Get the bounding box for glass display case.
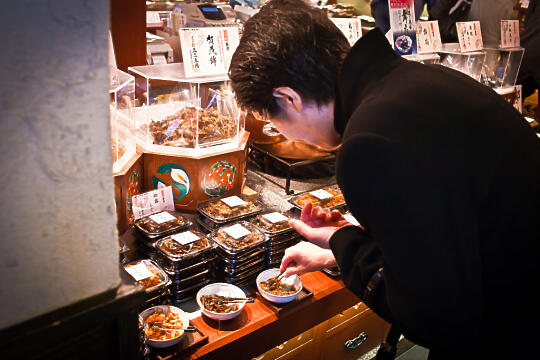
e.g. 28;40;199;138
437;43;486;82
480;46;524;90
110;69;136;173
128;63;245;156
403;53;441;65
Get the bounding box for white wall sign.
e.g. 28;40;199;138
179;26;240;78
501;20;520;48
416;20;442;53
132;186;175;220
330;18;362;46
456;21;483;52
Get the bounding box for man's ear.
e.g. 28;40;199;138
272;87;303;113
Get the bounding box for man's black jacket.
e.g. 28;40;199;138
329;29;539;358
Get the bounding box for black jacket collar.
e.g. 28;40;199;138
334;28;404;135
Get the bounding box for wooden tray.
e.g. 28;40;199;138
147;322;208;360
255;286;314;314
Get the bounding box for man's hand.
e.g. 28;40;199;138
279;241;337;277
289;202;353;249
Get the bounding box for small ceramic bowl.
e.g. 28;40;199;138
196;282;246;321
139;305;189;348
256;268;302;304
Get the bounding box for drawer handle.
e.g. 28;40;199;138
344;332;368;350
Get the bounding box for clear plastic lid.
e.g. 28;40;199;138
290;184;346;210
198;195;262;223
134;211;189;237
155;230;212;261
123;259;170;293
211;221;265;253
252;211;294;236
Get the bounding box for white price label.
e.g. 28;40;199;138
224;224;251;239
146;11;162;24
456;21;483;52
330;18;362;46
310;189;334;200
132;187;175;220
172;231;200;245
125;263;154;281
501;20;520;48
179;27;240;78
221;196;247;208
344;214;360;226
149;211;176;224
263;212;288;224
416;21;442;53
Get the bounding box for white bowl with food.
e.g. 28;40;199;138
256;268;302;304
139;305;189;348
196;282;247;321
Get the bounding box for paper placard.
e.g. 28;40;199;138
263;212;288;224
416;20;442;53
310;189;334;200
221;196;247;208
456;21;483;52
344;214;360;226
330;18;362;46
389;0;417;55
172;231;200;246
125;263;154;281
513;85;522;114
501;20;520;48
146;11;162;24
224;224;251;239
149;211;176;224
151;54;167;65
132;187;175;220
179;27;240;78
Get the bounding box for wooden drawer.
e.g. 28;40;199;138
253;327;317;360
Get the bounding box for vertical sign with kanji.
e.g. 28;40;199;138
330;18;362;46
131;186;175;220
388;0;417;55
416;20;442;54
501;20;520;48
456;21;483;52
179;26;240;78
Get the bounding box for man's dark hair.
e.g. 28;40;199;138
229;0;350;116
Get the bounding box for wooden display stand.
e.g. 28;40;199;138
114;152;144;234
142;132;250;212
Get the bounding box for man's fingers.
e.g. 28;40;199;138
283;265;302;278
300;202;313;222
280;255;294;274
289;219;315;240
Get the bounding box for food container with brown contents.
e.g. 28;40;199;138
168;278;212;304
198;195;263;230
288;184;346;211
123;259;171;300
223;262;266;286
211;221;266;255
164;257;214;280
154;230;215;273
169;268;212;291
251;211;296;238
134;211;190;240
217;247;267;268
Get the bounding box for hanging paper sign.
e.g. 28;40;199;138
330;18;362;46
456;21;483;52
388;0;417;55
146;11;162;24
416;20;442;53
132;186;175;220
179;26;240;78
501;20;520;48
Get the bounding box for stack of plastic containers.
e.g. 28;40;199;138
123;259;171;306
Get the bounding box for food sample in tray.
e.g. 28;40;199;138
200;295;240;313
135;211;187;236
253;212;293;234
213;221;265;251
156;231;210;258
144;309;184;341
292;185;345;209
149;106;236;147
199;195;261;222
124;259;169;292
260;276;298;296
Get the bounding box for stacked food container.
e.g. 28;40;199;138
289;184;347;211
251;211;300;268
123;259;171;306
197;194;263;231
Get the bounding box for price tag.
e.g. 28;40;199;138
132;187;175;220
310;189;334;200
146;11;162;24
179;26;240;78
343;214;360;226
456;21;483;52
263;212;288;224
389;0;417;55
330;18;362;46
224;224;251;239
151;54;167;65
125;263;154;281
221;196;247;207
149;211;176;224
172;231;200;246
501;20;520;48
416;20;442;53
